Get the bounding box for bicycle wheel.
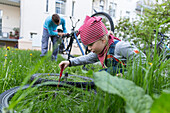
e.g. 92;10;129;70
0;82;96;112
91;12;114;33
30;73;95;88
0;84;30;112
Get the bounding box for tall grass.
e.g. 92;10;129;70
0;43;169;113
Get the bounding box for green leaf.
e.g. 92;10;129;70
22;102;34;113
81;69;88;74
151;93;170;113
94;71;153;113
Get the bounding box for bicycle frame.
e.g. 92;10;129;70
73;32;85;55
155;30;170;51
150;30;170;64
64;31;85;60
63;16;86;60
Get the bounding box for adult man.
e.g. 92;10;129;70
40;14;67;61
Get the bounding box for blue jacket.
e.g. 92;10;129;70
43;16;67;36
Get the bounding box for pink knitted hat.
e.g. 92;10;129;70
78;16;108;45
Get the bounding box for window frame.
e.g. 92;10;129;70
109;2;117;18
46;0;49;12
0;10;2;36
55;0;66;15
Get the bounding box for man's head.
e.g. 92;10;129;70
52;14;60;25
78;16;108;46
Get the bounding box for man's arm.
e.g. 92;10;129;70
61;17;67;33
47;24;58;36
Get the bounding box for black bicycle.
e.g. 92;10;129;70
0;73;95;112
144;30;170;62
154;30;169;60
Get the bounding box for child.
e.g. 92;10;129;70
59;16;146;75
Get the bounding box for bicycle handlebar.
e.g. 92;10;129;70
69;16;80;31
62;31;79;38
154;30;169;38
62;33;70;38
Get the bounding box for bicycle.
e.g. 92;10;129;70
141;30;169;78
154;30;169;60
144;30;170;62
0;73;95;112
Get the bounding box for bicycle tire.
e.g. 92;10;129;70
0;84;30;112
91;12;114;33
30;73;95;88
0;81;96;112
0;74;95;112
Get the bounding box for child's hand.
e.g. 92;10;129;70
59;61;70;69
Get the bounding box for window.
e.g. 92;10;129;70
0;10;2;36
99;0;104;11
8;0;20;3
56;0;66;15
109;2;117;17
136;1;142;11
125;11;130;18
72;1;75;16
46;0;49;12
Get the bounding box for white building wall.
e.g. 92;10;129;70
19;0;92;48
114;0;137;20
1;0;162;50
105;0;138;25
92;0;138;27
62;0;92;33
3;0;139;49
73;0;92;27
20;0;56;47
0;4;20;34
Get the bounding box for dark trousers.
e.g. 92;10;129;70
41;29;59;59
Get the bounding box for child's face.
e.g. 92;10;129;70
87;38;106;54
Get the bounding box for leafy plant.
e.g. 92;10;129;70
94;71;153;113
114;0;170;48
151;92;170;113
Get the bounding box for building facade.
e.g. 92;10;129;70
0;0;143;50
